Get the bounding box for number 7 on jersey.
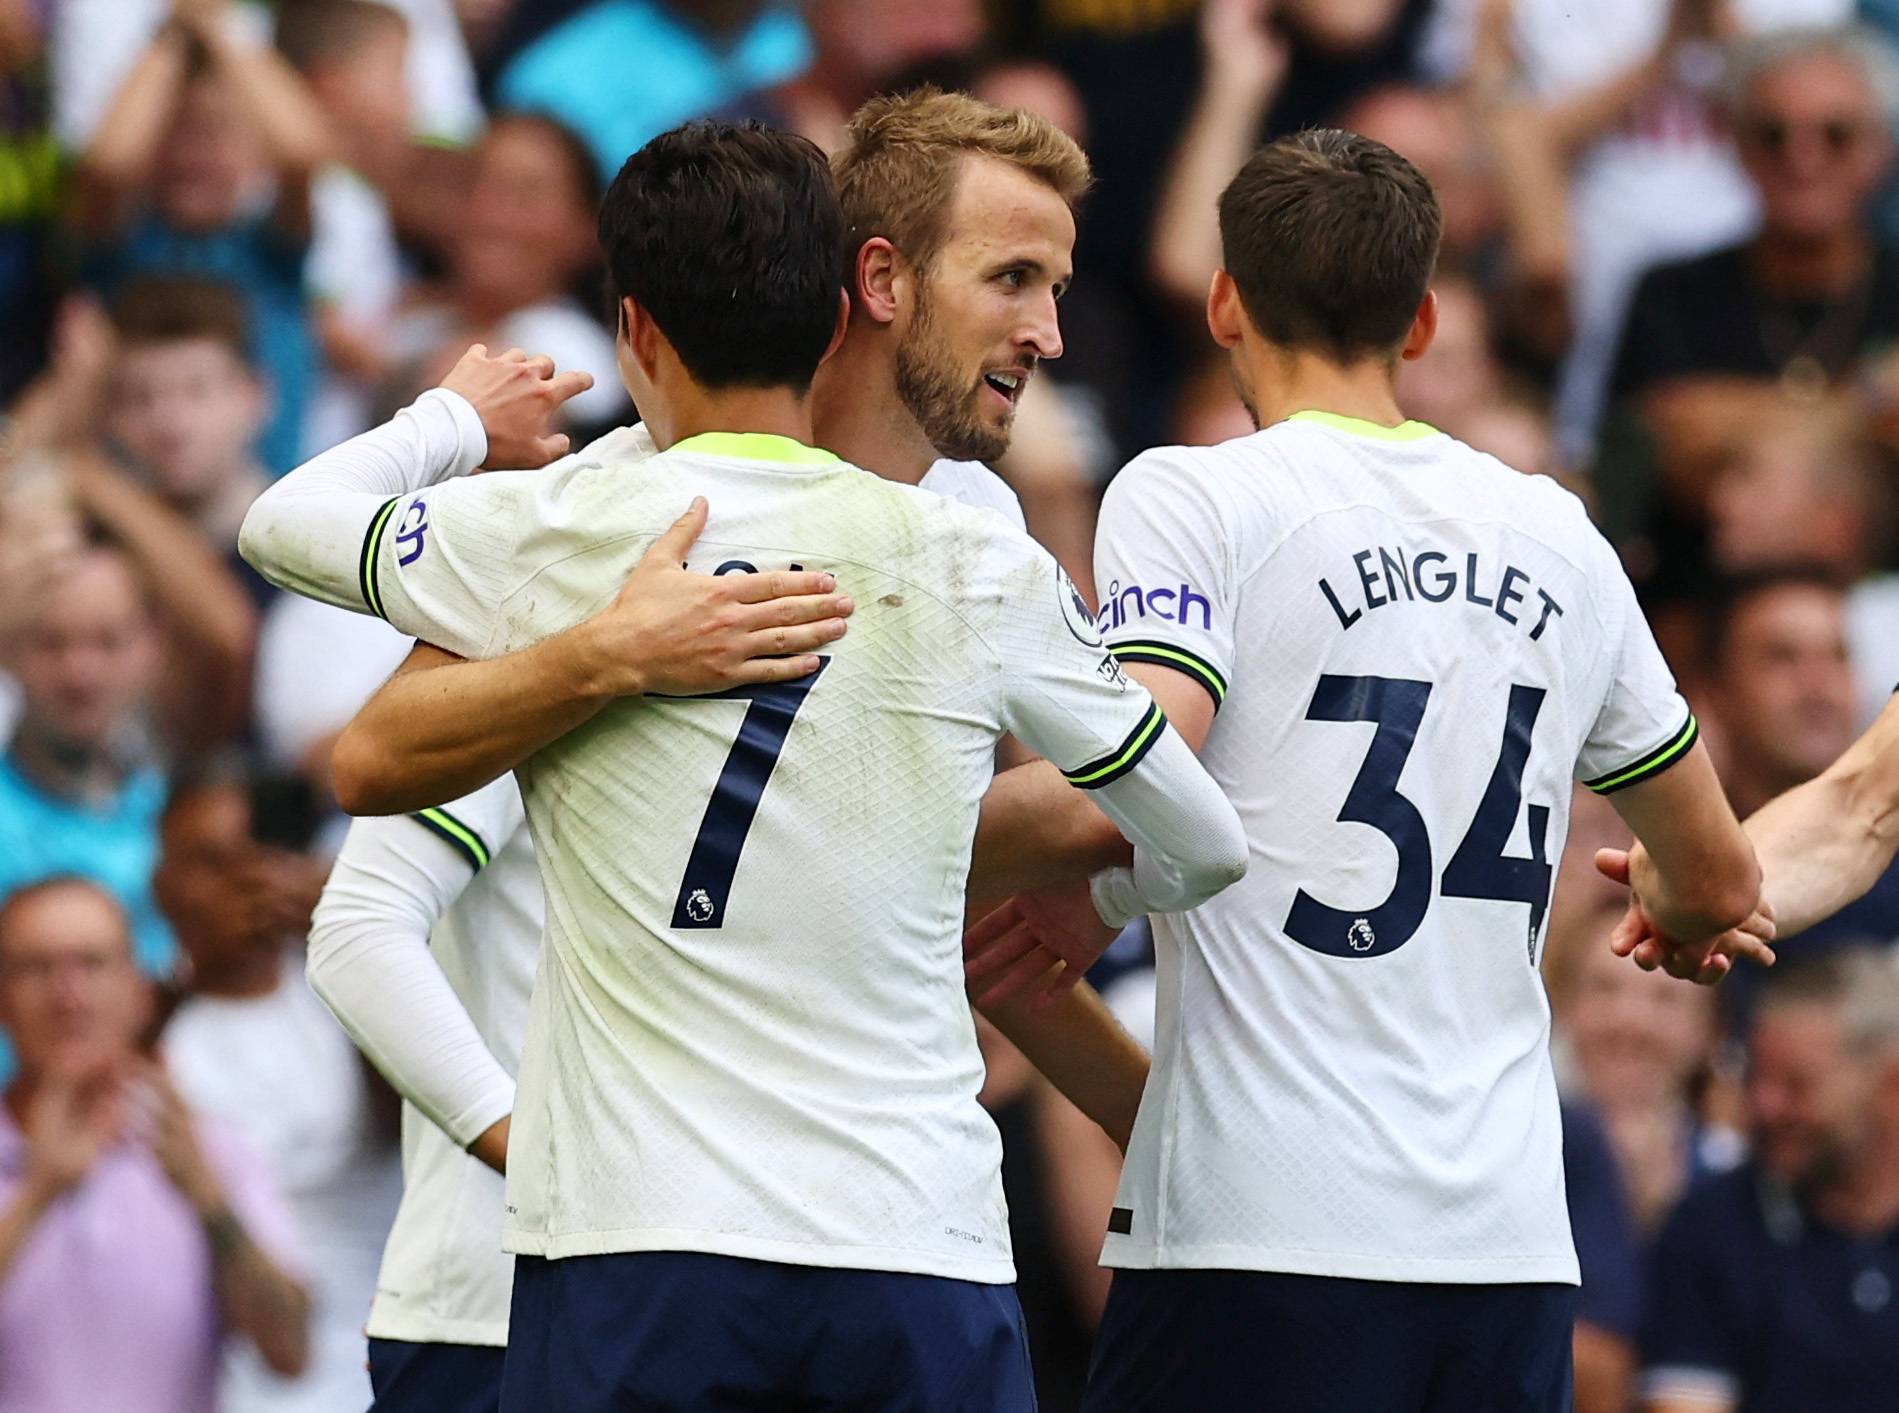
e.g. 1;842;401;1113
672;658;831;930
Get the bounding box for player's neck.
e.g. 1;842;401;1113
645;385;820;455
1245;347;1410;434
811;335;936;484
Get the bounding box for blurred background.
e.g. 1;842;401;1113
3;2;1899;1410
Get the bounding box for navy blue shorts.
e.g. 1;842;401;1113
1083;1269;1575;1413
501;1250;1037;1411
368;1337;505;1413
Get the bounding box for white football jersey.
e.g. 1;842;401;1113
353;457;1029;1342
359;430;1168;1282
358;781;539;1346
1093;410;1696;1284
921;458;1025;530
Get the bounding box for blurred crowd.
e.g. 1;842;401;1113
2;1;1899;1410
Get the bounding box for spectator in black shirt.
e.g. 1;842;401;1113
1611;26;1899;406
1598;27;1899;573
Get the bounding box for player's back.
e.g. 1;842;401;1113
381;431;1137;1284
1095;412;1695;1283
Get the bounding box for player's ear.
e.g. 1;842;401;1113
1398;289;1439;363
853;237;902;326
818;288;850;369
620;296;661;381
1206;269;1245;351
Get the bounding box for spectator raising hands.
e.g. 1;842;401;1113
72;0;335;473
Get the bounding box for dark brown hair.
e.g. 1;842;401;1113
1217;129;1442;363
600;121;844;392
108;275;251;364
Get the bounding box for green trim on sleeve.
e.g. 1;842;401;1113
1584;713;1700;795
410;807;491;871
1063;703;1168;790
1108;642;1227;710
359;497;401;621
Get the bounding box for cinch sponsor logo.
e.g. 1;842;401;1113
1096;579;1211;633
395;499;429;566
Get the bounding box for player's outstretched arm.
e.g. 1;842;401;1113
328;499;852;815
1730;691;1899;938
307;798;519;1171
1601;692;1899;976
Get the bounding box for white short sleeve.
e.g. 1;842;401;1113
921;459;1026;531
1092;449;1238;713
366;471;549;659
405;781;527;877
989;538;1161;789
1575;534;1698;795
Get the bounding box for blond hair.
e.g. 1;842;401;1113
832;87;1091;274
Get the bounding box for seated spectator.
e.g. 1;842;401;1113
1704;400;1889;580
1391;270;1564;476
0;876;308;1412
156;769;400;1413
1458;392;1562;479
1148;0;1290;317
1148;1;1439;317
1441;0;1855;457
104;276;271;582
1612;26;1898;409
0;547;172;976
1601;23;1899;558
382;112;629;432
1641;950;1899;1413
1702;569;1899;956
72;0;332;473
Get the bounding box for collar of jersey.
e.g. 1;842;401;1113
668;431;840;465
1286;409;1440;442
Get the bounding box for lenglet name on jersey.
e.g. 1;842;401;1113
1318;544;1565;641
